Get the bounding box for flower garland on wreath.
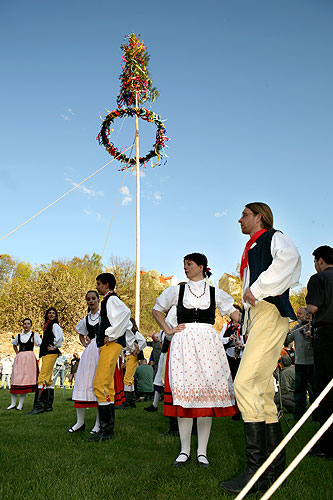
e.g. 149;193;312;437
98;33;168;169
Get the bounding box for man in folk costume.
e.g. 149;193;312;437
221;202;301;494
89;272;132;442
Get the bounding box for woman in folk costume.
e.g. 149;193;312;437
28;307;63;414
7;318;42;411
152;253;241;468
67;290;100;433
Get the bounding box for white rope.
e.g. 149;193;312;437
260;412;333;500
0;144;134;242
234;378;333;500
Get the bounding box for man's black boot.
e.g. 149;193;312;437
266;422;286;484
44;388;54;412
27;388;45;415
221;421;268;494
88;404;114;442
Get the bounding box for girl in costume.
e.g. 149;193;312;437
7;318;42;411
28;307;63;414
68;290;100;433
152;253;241;468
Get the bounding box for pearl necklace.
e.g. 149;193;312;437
187;281;207;298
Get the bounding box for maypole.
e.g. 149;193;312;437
97;33;168;328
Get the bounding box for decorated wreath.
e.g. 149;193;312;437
98;107;168;170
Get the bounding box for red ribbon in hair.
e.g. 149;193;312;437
240;229;268;280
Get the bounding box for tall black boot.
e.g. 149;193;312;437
221;422;268;494
129;391;136;408
118;391;131;410
265;422;286;484
44;388;54;412
88;404;114;442
27;388;45;415
161;416;179;437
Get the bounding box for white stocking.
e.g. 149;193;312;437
153;391;160;408
197;416;212;464
7;394;17;409
71;408;86;431
175;417;193;462
17;394;27;410
90;409;100;433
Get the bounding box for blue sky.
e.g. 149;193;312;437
1;0;332;289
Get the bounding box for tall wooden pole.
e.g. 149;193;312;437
135;93;140;328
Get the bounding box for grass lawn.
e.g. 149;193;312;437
0;389;332;500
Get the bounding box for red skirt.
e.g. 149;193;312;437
163;344;237;418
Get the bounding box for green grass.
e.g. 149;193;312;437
0;390;332;500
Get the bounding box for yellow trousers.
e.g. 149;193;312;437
38;354;58;387
234;301;289;423
93;342;122;403
123;354;139;386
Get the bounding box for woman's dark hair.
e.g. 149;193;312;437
96;272;116;290
44;307;58;324
23;318;32;325
130;317;138;333
313;245;333;265
233;304;243;313
183;253;212;278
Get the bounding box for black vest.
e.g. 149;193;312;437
96;292;127;348
85;315;99;340
248;230;296;320
39;322;61;358
18;332;34;352
177;283;216;325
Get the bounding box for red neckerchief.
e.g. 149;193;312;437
43;320;51;333
240;229;268;280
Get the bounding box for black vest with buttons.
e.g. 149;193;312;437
177;283;216;324
39;322;61;358
248;230;296;320
18;332;34;352
96;292;127;348
85;315;99;340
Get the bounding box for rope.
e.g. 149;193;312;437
0;144;135;242
234;378;333;500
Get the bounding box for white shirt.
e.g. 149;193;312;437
12;330;42;347
153;279;236;319
243;232;301;302
75;311;100;336
104;294;132;342
51;324;64;348
1;357;13;374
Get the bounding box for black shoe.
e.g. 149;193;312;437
308;443;326;458
173;452;190;467
221;422;268;494
144;404;158;412
197;454;210;469
67;423;85;433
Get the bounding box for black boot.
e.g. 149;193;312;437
265;422;286;484
161;416;179;437
88;404;114;442
27;388;45;415
44;388;54;412
129;391;136;408
118;391;131;410
221;422;268;494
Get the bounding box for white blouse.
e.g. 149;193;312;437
12;330;42;347
75;311;100;336
242;231;301;302
153;278;236;319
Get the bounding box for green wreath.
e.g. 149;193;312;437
98;107;168;169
